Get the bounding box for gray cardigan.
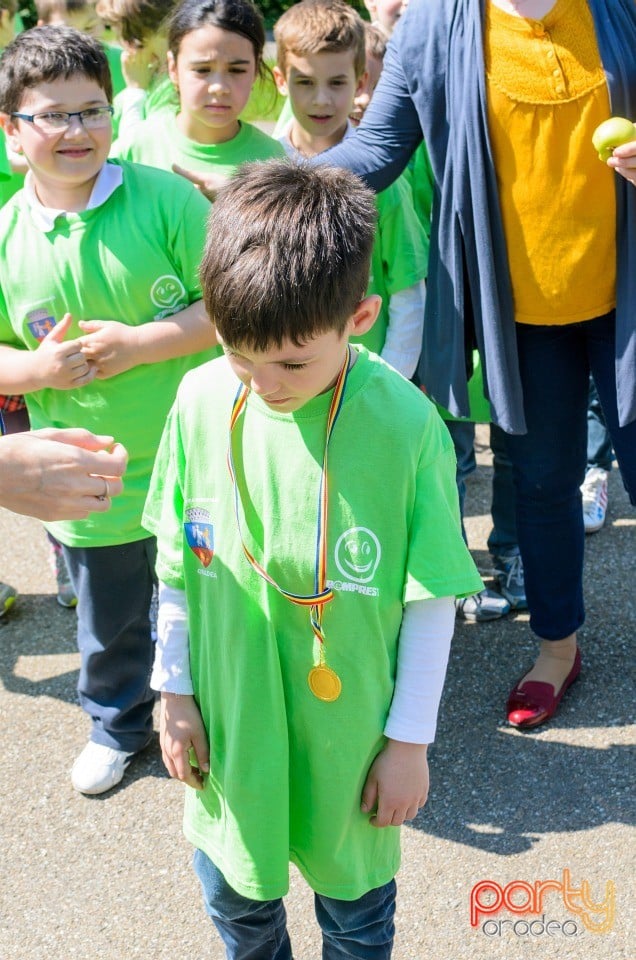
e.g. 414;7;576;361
321;0;636;433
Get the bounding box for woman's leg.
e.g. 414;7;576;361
504;322;588;693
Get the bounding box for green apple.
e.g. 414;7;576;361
592;117;636;162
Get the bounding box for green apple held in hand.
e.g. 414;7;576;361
592;117;636;162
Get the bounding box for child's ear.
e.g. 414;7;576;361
0;113;23;154
349;295;382;337
167;50;178;87
355;70;369;97
272;65;288;97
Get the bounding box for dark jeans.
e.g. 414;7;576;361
193;850;397;960
446;419;518;556
62;537;157;752
504;313;636;640
587;376;614;472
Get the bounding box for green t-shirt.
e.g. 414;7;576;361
112;73;178;139
143;347;481;902
104;42;126;97
353;175;428;357
0;160;214;547
113;114;285;177
404;141;435;240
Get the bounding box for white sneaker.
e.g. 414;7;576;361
71;741;134;795
581;467;609;534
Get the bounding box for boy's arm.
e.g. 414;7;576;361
0;314;96;393
153;581;210;790
375;178;428;379
381;280;426;379
78;300;217;380
361;595;455;827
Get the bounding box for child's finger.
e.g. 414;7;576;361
370;799;398;828
41;312;72;343
171;740;203;788
360;776;378;814
190;733;210;774
172;163;202;186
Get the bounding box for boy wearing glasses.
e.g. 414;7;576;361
0;26;217;795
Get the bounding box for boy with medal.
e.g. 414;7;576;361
143;160;482;959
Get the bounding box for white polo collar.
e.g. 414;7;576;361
24;161;124;233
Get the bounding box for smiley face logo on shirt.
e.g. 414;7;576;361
334;527;381;584
150;275;187;311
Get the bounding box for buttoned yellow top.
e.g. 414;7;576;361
485;0;616;324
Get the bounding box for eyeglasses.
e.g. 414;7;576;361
10;105;114;133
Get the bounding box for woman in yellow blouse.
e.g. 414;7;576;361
320;0;636;728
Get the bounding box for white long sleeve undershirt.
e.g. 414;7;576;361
152;583;455;744
380;280;426;380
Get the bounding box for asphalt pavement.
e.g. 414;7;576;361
0;426;633;960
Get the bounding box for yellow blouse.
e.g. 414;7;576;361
485;0;616;325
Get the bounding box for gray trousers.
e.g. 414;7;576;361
62;537;157;753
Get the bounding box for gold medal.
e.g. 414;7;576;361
308;664;342;702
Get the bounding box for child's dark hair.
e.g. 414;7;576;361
201;160;377;351
0;0;18;16
168;0;266;77
274;0;366;79
95;0;174;45
0;25;112;114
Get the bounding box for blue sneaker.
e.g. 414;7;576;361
492;551;527;610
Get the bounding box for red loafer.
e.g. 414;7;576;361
506;648;581;728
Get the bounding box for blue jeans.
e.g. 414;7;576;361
193;849;396;960
62;537;157;752
504;313;636;640
446;419;518;556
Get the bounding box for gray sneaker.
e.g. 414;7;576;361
50;541;77;608
456;588;510;622
492;551;527;610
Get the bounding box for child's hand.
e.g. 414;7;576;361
121;41;159;90
172;163;229;202
608;139;636;187
160;692;210;790
36;312;96;389
361;740;429;827
78;319;141;379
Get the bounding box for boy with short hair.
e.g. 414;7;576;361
273;0;427;380
0;25;216;794
143;159;481;958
